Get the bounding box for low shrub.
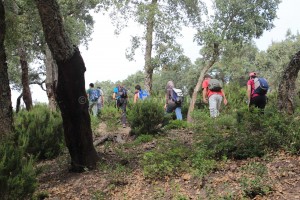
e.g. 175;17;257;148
127;99;165;136
100;105;121;132
163;120;189;131
192;105;300;160
0;137;37;199
14;104;64;160
141;140;190;179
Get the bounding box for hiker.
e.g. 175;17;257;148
133;84;149;103
86;83;100;116
164;80;183;120
113;84;128;128
96;86;104;114
247;72;268;113
202;74;228;118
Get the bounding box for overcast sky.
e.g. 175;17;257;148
12;0;300;105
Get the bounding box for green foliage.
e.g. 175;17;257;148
90;115;100;136
100;105;121;132
0;137;37;199
127;99;165;136
14;104;65;160
191;148;216;178
163;120;189;131
192;98;300;160
239;162;273;198
141;140;190;179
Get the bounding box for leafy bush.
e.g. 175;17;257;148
192;104;300;160
163;120;189;131
14;104;64;160
191;148;216;178
90;115;100;136
127;99;165;136
141;140;190;179
100;105;121;132
0;137;37;199
239;162;273;198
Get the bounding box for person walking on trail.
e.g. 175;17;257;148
133;84;149;103
164;80;183;120
96;86;104;114
86;83;100;116
113;84;128;128
247;72;268;113
202;74;228;118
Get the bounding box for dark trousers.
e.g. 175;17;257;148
250;95;267;113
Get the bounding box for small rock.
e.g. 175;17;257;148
182;173;192;181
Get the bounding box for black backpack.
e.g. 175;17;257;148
118;86;128;98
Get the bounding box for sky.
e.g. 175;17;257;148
12;0;300;106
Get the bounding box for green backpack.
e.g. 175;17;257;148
208;79;222;91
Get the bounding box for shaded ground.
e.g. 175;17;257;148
35;123;300;200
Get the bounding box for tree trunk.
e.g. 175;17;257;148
144;0;157;93
187;44;219;123
35;0;99;171
0;1;13;136
19;46;33;111
278;50;300;114
45;44;58;111
16;92;23;113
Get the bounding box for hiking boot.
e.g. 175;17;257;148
122;124;126;128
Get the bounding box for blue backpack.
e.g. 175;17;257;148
254;78;269;95
90;89;100;102
138;90;149;100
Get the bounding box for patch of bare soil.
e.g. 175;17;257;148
36;124;300;200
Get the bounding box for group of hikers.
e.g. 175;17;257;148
86;71;268;127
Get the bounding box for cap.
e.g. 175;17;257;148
249;72;256;77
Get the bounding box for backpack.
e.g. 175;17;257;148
139;90;149;100
253;77;269;95
208;79;222;91
118;87;128;98
171;88;184;104
90;89;100;102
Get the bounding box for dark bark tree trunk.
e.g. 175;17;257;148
278;50;300;114
144;0;157;93
0;1;13;136
16;92;23;113
19;46;33;111
187;44;219;122
45;44;58;111
35;0;99;171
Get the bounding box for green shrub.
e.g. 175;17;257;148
0;137;37;199
14;104;64;160
163;120;189;131
90;115;100;136
239;162;273;198
191;148;216;178
100;105;121;132
141;140;190;179
192;104;300;160
127;99;165;136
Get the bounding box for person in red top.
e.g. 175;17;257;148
247;72;267;112
202;74;227;118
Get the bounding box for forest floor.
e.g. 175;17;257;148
35;122;300;200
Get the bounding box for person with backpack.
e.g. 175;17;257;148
86;83;100;116
202;74;227;118
96;86;104;114
164;80;183;120
133;84;149;103
112;84;128;128
247;72;268;113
